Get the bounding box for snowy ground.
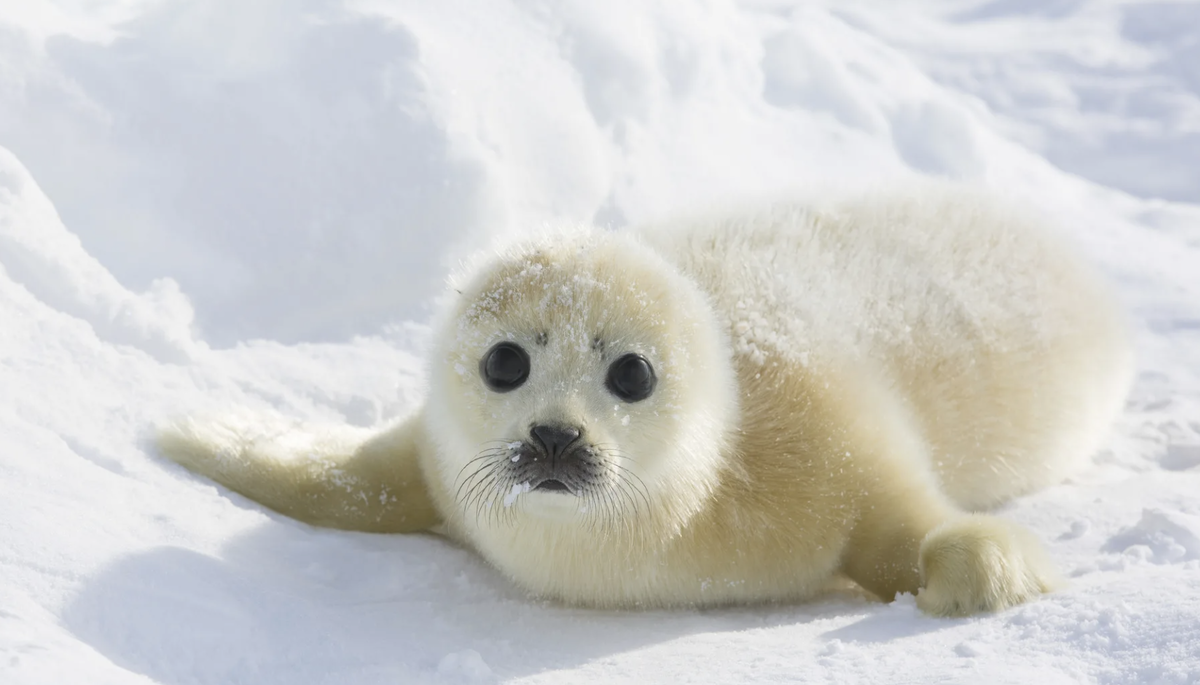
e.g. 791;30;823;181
1;1;1199;683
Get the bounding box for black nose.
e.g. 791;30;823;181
530;424;582;460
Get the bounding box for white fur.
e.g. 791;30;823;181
158;184;1132;615
641;187;1133;508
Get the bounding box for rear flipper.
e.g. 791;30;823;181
156;410;440;533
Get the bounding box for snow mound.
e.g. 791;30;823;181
1162;443;1200;471
0;146;196;362
1;1;1200;683
1104;508;1200;565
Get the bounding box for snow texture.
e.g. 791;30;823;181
1;0;1198;683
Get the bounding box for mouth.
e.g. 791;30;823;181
533;478;572;494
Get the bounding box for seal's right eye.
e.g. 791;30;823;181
480;342;530;392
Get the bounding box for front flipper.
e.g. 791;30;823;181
156;410;441;533
842;495;1058;616
836;445;1059;617
915;515;1059;617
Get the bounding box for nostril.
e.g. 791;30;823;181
531;424;582;459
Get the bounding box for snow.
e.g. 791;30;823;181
503;482;531;508
0;0;1198;683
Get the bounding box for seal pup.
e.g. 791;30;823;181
159;185;1132;616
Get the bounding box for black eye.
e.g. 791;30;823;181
480;342;530;392
606;354;656;403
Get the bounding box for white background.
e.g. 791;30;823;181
1;1;1198;683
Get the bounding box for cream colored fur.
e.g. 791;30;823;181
157;185;1132;616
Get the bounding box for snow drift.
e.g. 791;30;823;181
1;1;1198;683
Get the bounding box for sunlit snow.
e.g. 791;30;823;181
1;1;1198;684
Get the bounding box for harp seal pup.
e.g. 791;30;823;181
158;185;1132;616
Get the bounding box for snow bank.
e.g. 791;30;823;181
1;1;1198;683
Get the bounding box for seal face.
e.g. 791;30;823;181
427;231;739;535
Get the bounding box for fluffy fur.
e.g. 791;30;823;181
159;185;1132;616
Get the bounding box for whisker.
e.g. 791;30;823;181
455;457;503;503
454;448;507;485
465;464;504;520
611;463;651;513
615;474;638;515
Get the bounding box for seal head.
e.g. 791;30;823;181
425;229;739;538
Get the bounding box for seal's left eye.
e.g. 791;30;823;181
606;353;656;403
480;342;530;392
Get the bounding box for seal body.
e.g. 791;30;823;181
159;185;1132;616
